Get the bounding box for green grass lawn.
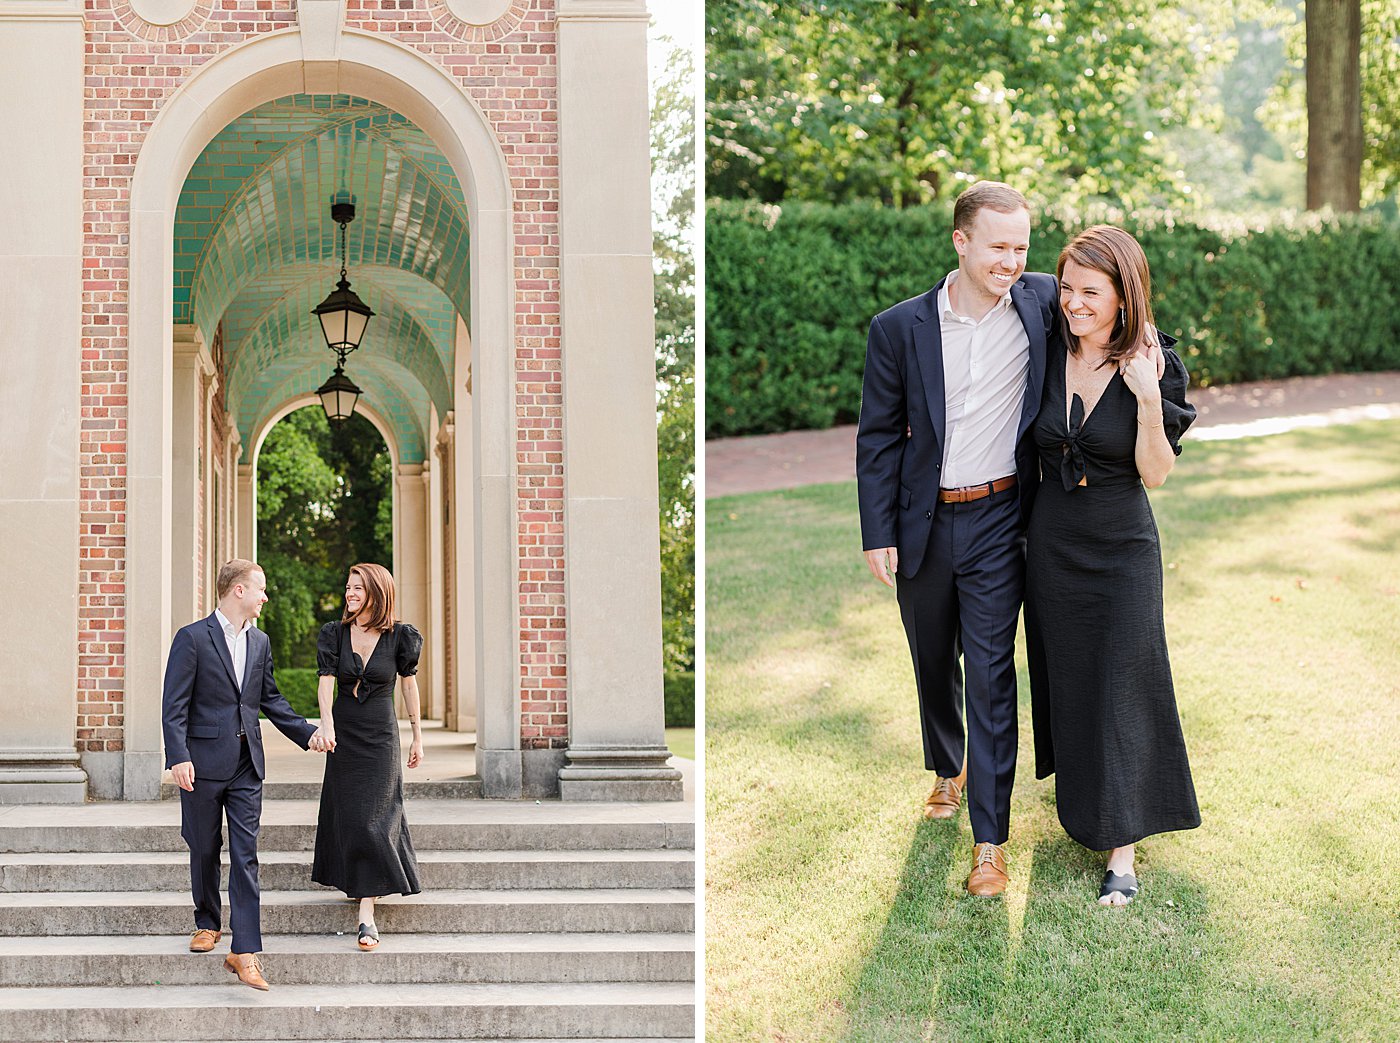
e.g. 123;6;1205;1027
667;727;696;761
706;420;1400;1043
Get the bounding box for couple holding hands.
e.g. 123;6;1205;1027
857;181;1200;906
161;559;424;989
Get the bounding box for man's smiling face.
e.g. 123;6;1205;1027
952;206;1031;305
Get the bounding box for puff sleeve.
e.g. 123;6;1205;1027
1158;348;1196;455
395;622;423;677
316;621;341;676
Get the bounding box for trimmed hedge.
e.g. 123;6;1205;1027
706;199;1400;438
271;667;321;720
665;671;695;728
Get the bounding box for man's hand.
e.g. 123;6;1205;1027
865;547;899;588
309;727;336;753
171;761;195;792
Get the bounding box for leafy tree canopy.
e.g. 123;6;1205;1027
707;0;1266;210
653;36;696;676
257;408;393;668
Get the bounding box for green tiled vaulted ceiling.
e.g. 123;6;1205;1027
175;94;470;463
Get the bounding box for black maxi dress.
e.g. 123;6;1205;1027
1025;342;1201;851
311;620;422;898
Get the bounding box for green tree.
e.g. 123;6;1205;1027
1306;0;1364;210
256;408;393;667
1265;0;1400;208
653;37;696;677
706;0;1252;209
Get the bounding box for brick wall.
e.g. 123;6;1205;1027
79;0;567;753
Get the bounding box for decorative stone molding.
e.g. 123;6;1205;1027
111;0;212;41
0;0;84;21
429;0;530;42
555;0;648;20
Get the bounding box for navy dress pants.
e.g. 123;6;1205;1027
180;741;263;953
896;483;1023;846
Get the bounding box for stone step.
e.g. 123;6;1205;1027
159;779;486;801
0;800;694;854
0;933;695;987
0;849;695;892
0;888;695;936
0;981;695;1041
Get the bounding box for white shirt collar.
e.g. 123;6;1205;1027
939;269;1015;323
214;607;248;637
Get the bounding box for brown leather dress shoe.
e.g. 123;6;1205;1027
188;929;221;953
223;952;270;991
966;842;1009;897
921;764;968;820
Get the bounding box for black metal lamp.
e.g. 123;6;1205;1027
313;200;374;353
316;364;362;423
314;198;373;422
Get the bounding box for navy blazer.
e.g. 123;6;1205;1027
161;613;317;781
856;271;1057;578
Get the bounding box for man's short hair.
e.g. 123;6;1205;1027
216;559;263;600
953;181;1030;237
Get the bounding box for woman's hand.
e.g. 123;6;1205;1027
1119;349;1162;406
407;738;424;769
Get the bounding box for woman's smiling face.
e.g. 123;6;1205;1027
1059;258;1122;347
345;573;367;617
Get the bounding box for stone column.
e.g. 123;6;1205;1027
554;0;680;800
235;463;255;560
0;0;88;801
224;422;241;566
443;403;478;735
171;327;212;626
427;413;447;723
395;464;432;719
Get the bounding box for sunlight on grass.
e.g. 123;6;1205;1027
706;421;1400;1042
666;727;696;761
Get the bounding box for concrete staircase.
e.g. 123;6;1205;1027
0;799;695;1041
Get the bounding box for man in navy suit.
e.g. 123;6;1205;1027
856;182;1052;897
162;558;332;989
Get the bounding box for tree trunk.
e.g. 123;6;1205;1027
1305;0;1363;211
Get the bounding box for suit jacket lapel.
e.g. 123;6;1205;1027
912;283;947;461
1010;281;1048;442
240;628;260;699
206;614;240;691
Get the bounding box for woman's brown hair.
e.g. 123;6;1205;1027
1056;225;1154;367
342;562;396;632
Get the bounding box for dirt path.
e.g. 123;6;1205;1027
705;371;1400;498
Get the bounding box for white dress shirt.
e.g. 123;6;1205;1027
214;607;249;690
936;271;1031;488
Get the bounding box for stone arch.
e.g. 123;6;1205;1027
124;28;517;799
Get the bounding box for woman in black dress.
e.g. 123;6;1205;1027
1026;225;1200;907
312;562;423;948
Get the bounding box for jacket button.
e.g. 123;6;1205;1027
925;510;932;519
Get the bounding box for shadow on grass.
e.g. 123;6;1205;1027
837;820;1007;1043
837;829;1334;1042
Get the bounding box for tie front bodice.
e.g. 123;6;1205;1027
1034;339;1198;495
1059;393;1089;491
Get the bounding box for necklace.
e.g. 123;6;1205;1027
1066;346;1115;424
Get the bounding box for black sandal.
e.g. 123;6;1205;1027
357;922;380;950
1098;870;1138;905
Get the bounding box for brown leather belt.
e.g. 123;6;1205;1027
938;474;1017;504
